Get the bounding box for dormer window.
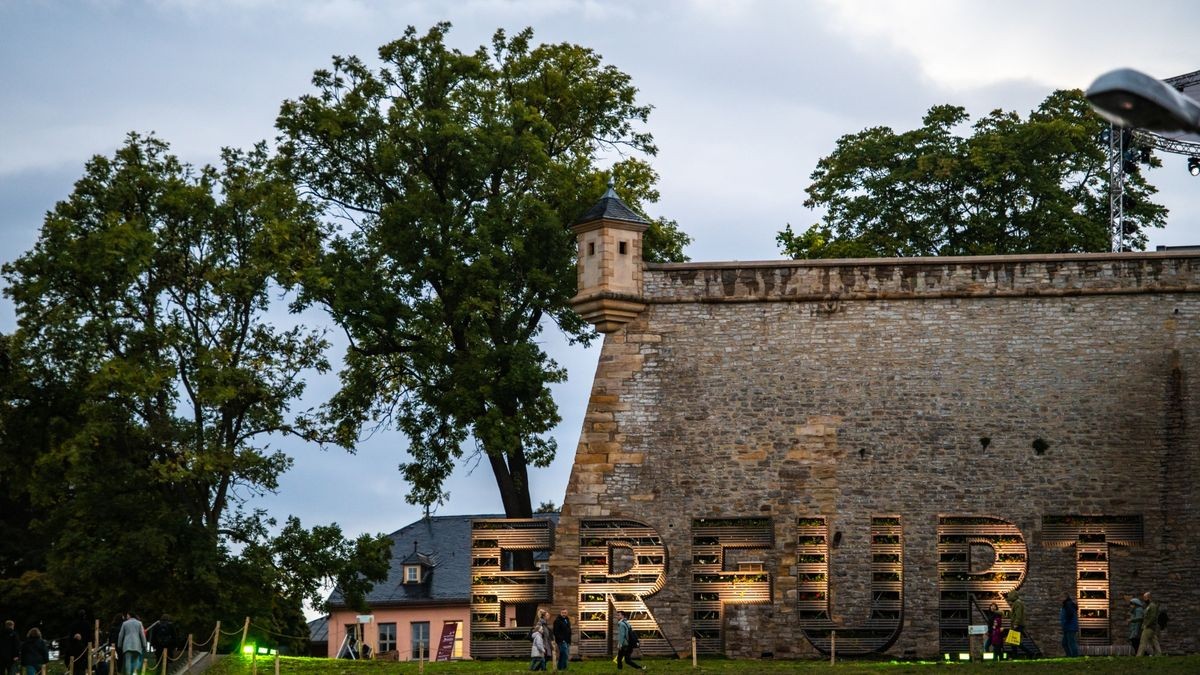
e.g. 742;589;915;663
404;565;421;583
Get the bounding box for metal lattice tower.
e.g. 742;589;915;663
1108;123;1126;253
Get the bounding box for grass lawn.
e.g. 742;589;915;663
207;653;1200;675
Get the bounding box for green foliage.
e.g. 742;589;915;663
0;134;388;642
275;23;686;517
779;90;1166;259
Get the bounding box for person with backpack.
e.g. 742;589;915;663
614;610;644;671
1136;592;1163;656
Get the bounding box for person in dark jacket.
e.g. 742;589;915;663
106;614;126;674
1059;595;1079;657
1;621;19;675
65;634;87;675
984;602;1004;660
552;609;572;670
19;628;49;675
1127;594;1145;652
149;616;174;662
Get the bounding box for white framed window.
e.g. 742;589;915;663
378;623;397;653
411;622;430;660
404;565;421;583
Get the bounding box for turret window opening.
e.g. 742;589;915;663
588;242;595;256
619;241;628;255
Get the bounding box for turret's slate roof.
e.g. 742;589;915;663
572;186;650;226
326;513;558;608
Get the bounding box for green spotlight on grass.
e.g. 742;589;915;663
242;645;255;655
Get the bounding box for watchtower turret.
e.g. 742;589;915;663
569;183;650;333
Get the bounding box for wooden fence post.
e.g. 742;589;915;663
830;630;837;665
239;617;250;654
186;634;193;673
211;623;220;657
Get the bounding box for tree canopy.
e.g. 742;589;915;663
778;90;1166;259
0;133;389;644
275;23;688;518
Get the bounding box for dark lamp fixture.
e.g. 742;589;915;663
1086;68;1200;133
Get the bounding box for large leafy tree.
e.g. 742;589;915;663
0;134;389;637
778;89;1167;258
276;23;688;518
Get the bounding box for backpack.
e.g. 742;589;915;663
628;628;640;649
1157;609;1168;630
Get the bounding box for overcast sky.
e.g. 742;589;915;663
4;0;1200;543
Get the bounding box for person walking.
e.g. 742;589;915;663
529;622;548;671
552;609;572;671
984;602;1004;660
1;621;19;675
614;610;644;671
149;616;174;663
18;628;48;675
1136;592;1162;656
1127;594;1145;653
107;614;126;674
1005;591;1036;658
1059;595;1079;657
117;614;147;675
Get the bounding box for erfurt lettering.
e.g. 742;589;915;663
468;513;1146;657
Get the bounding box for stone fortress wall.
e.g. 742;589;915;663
548;252;1200;659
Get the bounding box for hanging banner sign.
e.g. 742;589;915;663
436;622;457;661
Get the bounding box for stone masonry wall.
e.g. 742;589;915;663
549;253;1200;659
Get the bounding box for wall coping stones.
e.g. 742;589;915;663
644;251;1200;303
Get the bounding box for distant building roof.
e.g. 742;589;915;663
308;616;328;643
326;513;558;609
572;185;650;226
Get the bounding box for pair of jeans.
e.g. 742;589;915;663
556;641;569;670
528;655;546;670
123;651;143;675
23;666;41;675
1061;630;1079;657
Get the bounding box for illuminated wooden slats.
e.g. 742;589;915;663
691;518;773;654
1040;515;1144;646
937;516;1027;653
577;520;671;657
469;519;554;659
796;516;904;656
1042;515;1143;548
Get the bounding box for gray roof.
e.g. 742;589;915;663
308;616;328;643
572;186;650;226
327;513;558;608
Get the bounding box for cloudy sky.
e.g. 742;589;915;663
4;0;1200;542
